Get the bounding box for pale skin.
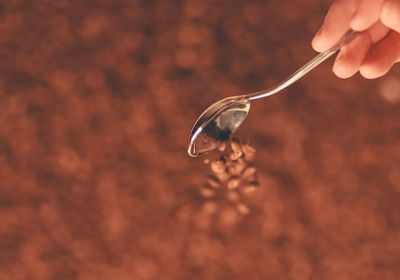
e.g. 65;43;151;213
312;0;400;79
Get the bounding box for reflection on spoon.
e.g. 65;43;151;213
188;98;250;156
188;30;357;157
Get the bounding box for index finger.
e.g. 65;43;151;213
312;0;359;52
350;0;384;31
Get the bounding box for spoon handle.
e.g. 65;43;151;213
247;30;357;101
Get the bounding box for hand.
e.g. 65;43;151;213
312;0;400;79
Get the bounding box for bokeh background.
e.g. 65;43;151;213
1;0;400;279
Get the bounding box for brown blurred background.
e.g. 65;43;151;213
1;0;400;279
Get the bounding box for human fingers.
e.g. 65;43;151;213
333;22;389;78
367;20;390;43
332;32;371;78
350;0;384;31
359;31;400;79
312;0;359;52
381;0;400;33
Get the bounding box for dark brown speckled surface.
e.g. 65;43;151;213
1;0;400;279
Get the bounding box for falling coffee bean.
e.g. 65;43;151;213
200;186;216;198
215;170;230;182
210;160;226;173
230;138;243;160
237;203;250;214
207;175;221;188
241;166;257;181
228;160;246;176
242;143;256;161
227;177;240;190
241;184;258;194
200;137;260;222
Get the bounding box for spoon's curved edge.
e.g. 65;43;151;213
187;96;249;157
187;126;203;157
187;100;231;157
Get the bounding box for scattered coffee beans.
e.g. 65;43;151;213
199;137;260;222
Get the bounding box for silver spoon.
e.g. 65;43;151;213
188;30;357;157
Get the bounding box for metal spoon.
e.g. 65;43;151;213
188;30;357;157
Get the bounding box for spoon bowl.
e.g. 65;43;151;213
187;97;250;157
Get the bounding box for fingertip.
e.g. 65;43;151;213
333;60;357;79
332;51;354;79
359;64;386;79
311;32;333;52
311;29;326;52
311;37;323;52
381;0;400;33
312;0;358;52
333;67;353;79
332;33;371;79
359;31;400;79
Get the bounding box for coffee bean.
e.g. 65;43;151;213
217;142;227;152
230;139;243;160
231;142;242;153
215;171;229;182
242;144;256;161
237;203;250;214
242;166;257;181
241;184;257;194
207;175;221;188
227;177;240;190
210;160;226;173
228;160;246;175
200;186;216;198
